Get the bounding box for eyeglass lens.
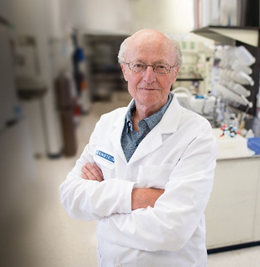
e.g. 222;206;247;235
129;62;171;74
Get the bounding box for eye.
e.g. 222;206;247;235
134;63;144;69
157;64;167;70
130;62;146;72
154;64;168;73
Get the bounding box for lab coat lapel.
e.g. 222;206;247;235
109;100;134;163
128;125;163;164
159;94;182;134
129;94;182;164
109;114;126;162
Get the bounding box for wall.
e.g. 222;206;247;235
69;0;135;35
68;0;196;35
131;0;194;34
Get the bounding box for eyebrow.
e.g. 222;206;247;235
134;60;169;65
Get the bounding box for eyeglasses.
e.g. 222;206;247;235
123;61;176;74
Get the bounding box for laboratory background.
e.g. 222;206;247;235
0;0;260;266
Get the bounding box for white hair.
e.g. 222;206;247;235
118;31;182;67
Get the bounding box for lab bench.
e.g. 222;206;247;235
205;152;260;252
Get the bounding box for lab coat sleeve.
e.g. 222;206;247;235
97;126;217;252
59;120;135;221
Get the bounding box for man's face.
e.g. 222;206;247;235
121;33;179;113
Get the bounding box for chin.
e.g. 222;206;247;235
139;96;163;106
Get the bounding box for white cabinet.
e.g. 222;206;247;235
205;157;260;249
254;169;260;242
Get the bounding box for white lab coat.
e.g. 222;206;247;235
60;94;217;267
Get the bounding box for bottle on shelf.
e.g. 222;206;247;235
231;70;254;86
230;59;252;75
233;46;256;66
227;80;251;97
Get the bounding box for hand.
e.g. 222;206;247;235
131;188;164;210
81;162;104;182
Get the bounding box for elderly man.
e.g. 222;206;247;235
60;29;217;266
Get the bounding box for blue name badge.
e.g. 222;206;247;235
94;146;115;169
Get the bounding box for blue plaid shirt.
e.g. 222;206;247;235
121;93;173;162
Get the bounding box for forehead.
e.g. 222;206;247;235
125;32;176;63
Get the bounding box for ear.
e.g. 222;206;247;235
120;63;128;81
171;66;180;83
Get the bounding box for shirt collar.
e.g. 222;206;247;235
125;93;173;133
125;100;135;133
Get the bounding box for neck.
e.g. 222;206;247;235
132;103;159;132
134;100;166;120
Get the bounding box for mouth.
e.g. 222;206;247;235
138;87;160;91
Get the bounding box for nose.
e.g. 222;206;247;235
142;66;156;83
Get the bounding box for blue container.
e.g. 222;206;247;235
247;137;260;155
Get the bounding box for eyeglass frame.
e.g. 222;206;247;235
121;61;177;74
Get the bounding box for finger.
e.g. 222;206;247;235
93;163;104;180
82;163;103;181
81;167;93;180
83;166;98;181
81;172;89;180
92;163;104;182
88;164;103;182
81;165;90;180
85;162;102;178
82;163;94;177
84;162;93;170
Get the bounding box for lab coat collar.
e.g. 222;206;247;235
109;103;132;163
128;93;182;164
159;92;182;134
109;93;183;164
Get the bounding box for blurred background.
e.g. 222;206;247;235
1;0;260;266
0;0;217;161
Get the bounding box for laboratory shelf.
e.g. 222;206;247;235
192;26;260;47
176;73;203;82
84;34;128;101
193;26;260;116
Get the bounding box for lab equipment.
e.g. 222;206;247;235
214;84;252;107
247;137;260;154
230;59;252;75
212;128;255;158
233;46;256;66
227;81;250;97
172;87;216;115
230;70;254;86
220;124;239;138
216;46;255;67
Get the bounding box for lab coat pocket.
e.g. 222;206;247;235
137;164;174;189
